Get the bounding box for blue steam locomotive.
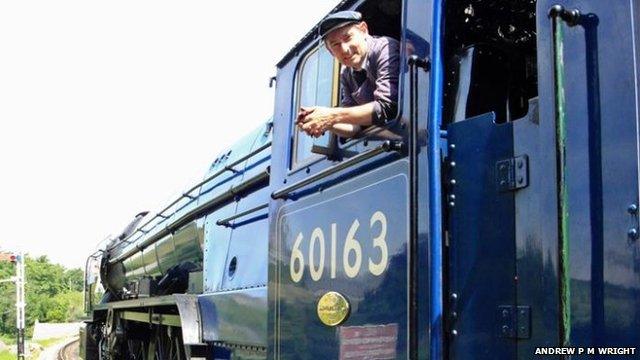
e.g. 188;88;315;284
80;0;640;358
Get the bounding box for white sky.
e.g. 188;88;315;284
0;0;339;269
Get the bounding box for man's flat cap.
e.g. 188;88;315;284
319;11;363;39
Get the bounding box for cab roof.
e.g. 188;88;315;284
276;0;357;68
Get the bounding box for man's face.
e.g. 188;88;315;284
325;22;369;70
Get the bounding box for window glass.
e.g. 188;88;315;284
292;45;337;167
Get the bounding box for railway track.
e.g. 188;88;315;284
56;338;79;360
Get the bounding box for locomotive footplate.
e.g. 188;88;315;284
93;294;178;311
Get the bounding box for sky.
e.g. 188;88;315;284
0;0;339;269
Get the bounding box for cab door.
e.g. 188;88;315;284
532;0;640;352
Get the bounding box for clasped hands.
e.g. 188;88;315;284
296;106;337;138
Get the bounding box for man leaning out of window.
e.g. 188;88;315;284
297;11;400;138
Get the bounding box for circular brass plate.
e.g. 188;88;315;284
317;291;350;326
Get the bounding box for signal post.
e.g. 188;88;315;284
0;251;26;360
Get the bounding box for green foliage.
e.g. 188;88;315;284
32;336;65;348
0;255;85;337
0;334;14;345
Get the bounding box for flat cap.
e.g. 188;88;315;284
319;11;363;39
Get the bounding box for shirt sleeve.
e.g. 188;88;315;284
371;37;400;125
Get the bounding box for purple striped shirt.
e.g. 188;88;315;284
340;35;400;125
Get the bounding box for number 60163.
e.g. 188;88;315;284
289;211;389;282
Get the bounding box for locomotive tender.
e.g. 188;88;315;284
81;0;640;358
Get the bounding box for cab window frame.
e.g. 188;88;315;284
289;43;341;172
288;6;405;171
330;3;405;152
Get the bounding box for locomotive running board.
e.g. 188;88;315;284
93;294;178;310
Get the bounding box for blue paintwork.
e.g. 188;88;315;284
273;161;409;359
537;0;640;354
200;121;272;294
428;1;444;358
447;113;516;359
268;37;298;360
513;99;562;356
403;1;434;359
198;122;272;349
202;202;236;293
199;122;271;205
198;287;268;346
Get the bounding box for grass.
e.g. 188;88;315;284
0;334;13;360
0;335;15;345
0;348;43;360
0;336;66;360
33;336;65;348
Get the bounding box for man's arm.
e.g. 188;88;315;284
297;103;375;137
371;37;400;125
330;123;362;138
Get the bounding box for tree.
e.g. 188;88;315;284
0;255;85;337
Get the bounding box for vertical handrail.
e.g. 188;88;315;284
429;0;445;358
409;57;419;360
408;53;429;360
549;4;580;350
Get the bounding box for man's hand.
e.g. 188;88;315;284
296;103;375;138
296;106;337;138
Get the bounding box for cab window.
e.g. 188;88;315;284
291;45;339;168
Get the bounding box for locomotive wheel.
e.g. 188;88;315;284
147;325;185;360
126;339;146;360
